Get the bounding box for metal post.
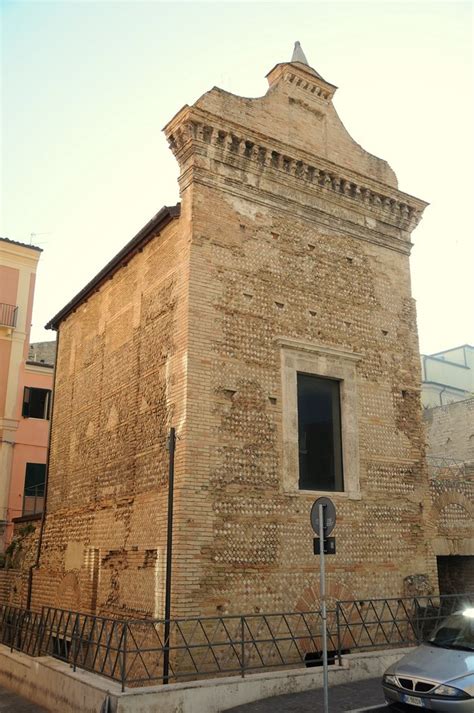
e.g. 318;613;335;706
318;503;329;713
240;616;245;678
121;622;127;692
11;613;18;653
72;615;78;672
163;427;176;685
336;605;342;667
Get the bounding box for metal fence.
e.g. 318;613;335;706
426;455;468;480
0;593;472;690
335;593;473;653
0;605;43;657
40;608;126;684
124;609;339;686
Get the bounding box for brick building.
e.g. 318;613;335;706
32;45;437;617
423;398;474;595
421;344;474;408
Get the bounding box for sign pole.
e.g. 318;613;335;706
310;496;335;713
318;502;329;713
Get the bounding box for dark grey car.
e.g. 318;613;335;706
382;608;474;711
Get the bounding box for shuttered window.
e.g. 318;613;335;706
22;387;51;419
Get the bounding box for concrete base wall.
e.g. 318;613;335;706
0;644;118;713
0;643;411;713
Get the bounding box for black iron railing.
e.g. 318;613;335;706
123;609;339;686
0;594;472;690
41;608;126;684
335;593;473;654
36;607;338;689
0;303;18;328
0;605;43;656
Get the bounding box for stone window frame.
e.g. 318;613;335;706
278;337;362;500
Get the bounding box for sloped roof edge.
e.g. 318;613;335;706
46;204;181;330
0;236;42;252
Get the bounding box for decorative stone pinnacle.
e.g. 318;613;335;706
292;41;309;65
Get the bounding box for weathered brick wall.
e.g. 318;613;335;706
32;218;190;616
424;397;474;463
428;474;473;558
0;518;41;608
164;60;436;616
0;570;24;606
423;399;474;563
175;194;434;616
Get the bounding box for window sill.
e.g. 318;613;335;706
22;416;50;421
12;513;42;524
283;488;362;501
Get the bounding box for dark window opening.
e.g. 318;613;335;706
437;555;474;596
50;635;71;660
297;373;344;491
22;387;51;419
23;463;46;516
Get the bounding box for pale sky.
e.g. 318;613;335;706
2;0;473;354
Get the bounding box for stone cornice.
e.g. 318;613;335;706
164;107;428;234
25;361;54;375
0;247;41;271
266;62;338;101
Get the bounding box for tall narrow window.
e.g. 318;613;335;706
23;462;46;516
297;373;343;491
22;387;51;419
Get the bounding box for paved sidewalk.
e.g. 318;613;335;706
0;685;50;712
225;677;389;712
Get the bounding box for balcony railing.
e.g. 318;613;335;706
0;303;18;328
22;484;44;517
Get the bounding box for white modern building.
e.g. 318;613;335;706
421;345;474;408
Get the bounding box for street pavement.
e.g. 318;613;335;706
0;686;49;712
225;677;392;712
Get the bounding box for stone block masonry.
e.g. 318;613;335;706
32;49;436;619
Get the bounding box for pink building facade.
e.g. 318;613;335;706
0;238;53;551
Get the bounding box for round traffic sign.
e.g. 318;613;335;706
310;497;336;536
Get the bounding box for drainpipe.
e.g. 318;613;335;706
439;386;447;407
26;330;60;610
162;426;176;684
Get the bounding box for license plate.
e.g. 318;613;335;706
402;694;425;707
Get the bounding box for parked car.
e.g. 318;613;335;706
382;607;474;711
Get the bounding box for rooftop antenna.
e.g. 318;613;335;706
29;232;51;245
